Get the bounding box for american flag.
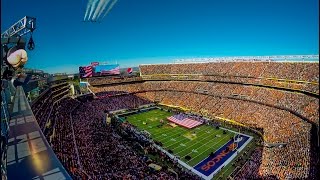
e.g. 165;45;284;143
79;66;93;78
167;114;203;129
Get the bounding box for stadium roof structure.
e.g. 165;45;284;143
172;55;319;64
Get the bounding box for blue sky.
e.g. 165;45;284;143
2;0;319;74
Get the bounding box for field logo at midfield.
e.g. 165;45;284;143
193;135;249;177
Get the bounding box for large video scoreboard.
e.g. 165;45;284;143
79;64;120;78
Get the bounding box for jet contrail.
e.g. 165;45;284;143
84;0;94;21
101;0;118;19
96;0;111;20
92;0;107;21
88;0;99;20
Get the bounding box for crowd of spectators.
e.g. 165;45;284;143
33;89;318;179
92;81;318;126
95;91;127;97
233;147;263;179
87;62;319;94
72;101;149;179
140;91;317;179
31;62;319;179
31;81;70;130
139;62;319;94
44;93;200;179
89;76;143;86
90;83;144;95
50;98;82;178
139;62;319;82
93;94;153;112
87;61;319;179
147;81;319;125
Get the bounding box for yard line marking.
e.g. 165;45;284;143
174;130;221;155
151;125;186;137
180;129;222;152
169;126;217;150
153;122;201;138
192;149;198;153
158;132;187;145
184;135;224;157
164;126;209;148
152;126;184;137
166;126;213;149
156;128;189;142
167;126;213;149
186;135;231;163
149;122;182;135
132;118;171;134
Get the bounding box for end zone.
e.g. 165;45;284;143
193;134;253;180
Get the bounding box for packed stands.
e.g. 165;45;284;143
87;61;319;179
31;80;70;130
88;76;143;86
33;92;199;179
91;81;318;125
233;147;263;179
140;62;319;94
50;98;82;178
139;62;319;82
29;61;319;179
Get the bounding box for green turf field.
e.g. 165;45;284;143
125;108;236;167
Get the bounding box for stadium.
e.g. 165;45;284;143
1;1;319;180
82;59;319;179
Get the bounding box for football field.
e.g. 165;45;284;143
124;108;253;179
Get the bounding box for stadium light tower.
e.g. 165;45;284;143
1;15;36;180
1;16;36;73
1;16;36;38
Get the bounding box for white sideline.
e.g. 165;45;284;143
153;133;253;180
153;144;208;180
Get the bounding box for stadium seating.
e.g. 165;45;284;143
32;61;319;179
33;90;200;179
31;81;70;130
88;61;319;179
139;62;319;94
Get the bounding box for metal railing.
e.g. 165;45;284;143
1;80;15;180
